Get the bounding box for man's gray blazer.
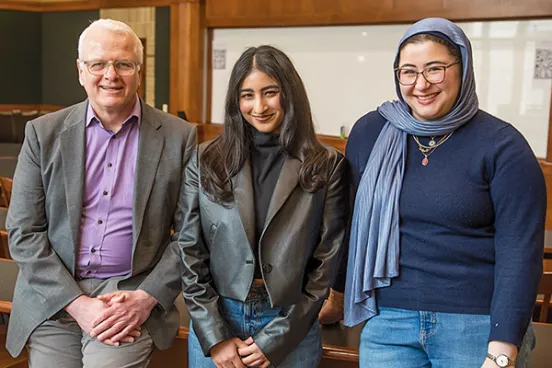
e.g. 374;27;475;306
5;100;196;357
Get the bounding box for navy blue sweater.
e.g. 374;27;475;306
345;110;546;346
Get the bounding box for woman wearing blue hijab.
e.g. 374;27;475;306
344;18;546;367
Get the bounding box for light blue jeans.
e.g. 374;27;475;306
188;286;322;367
360;307;535;368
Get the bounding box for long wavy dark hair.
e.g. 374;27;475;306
201;45;330;204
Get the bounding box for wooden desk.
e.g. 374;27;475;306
544;230;552;258
544;258;552;273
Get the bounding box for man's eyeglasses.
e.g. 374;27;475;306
81;60;140;76
395;61;460;86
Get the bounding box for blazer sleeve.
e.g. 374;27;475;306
6;121;83;311
138;126;197;313
252;154;350;366
178;148;234;355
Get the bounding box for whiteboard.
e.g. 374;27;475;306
211;20;552;158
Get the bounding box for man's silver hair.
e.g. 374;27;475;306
78;19;144;64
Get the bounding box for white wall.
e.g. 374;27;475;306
211;20;552;158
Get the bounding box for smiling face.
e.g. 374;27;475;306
77;28;141;117
238;69;284;134
398;40;461;122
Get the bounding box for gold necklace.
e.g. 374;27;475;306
412;132;453;166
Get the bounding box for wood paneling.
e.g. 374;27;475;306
318;134;346;153
170;0;205;123
540;161;552;230
0;0;188;12
205;28;213;123
6;0;549;19
38;1;96;11
195;122;222;143
0;104;63;112
205;0;552;28
547;89;552;162
0;1;41;11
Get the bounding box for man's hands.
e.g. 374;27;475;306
210;337;271;368
64;295;141;346
64;290;157;346
89;290;158;343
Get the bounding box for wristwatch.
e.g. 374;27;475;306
486;353;514;367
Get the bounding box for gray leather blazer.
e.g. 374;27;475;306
179;141;349;366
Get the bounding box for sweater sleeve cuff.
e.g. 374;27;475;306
489;315;531;348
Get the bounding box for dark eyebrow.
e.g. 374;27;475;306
424;60;448;67
398;61;448;69
239;85;280;94
261;85;280;91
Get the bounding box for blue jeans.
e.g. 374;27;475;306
360;307;535;368
188;287;322;367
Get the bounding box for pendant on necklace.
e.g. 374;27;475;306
429;139;436;147
422;157;429;166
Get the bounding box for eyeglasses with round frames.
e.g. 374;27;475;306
81;60;140;76
395;61;460;86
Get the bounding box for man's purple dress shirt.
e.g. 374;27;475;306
76;97;141;278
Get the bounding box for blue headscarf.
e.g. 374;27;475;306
344;18;479;327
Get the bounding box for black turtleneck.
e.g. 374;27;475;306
250;129;285;279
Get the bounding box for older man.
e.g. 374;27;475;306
5;19;196;367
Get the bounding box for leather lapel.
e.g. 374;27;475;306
263;157;301;236
132;104;164;245
233;157;255;249
59;101;87;273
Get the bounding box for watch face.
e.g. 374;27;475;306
496;355;509;367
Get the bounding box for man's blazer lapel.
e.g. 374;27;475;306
59;101;87;273
132;104;164;246
233;157;255;249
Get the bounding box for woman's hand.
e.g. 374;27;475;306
238;337;271;368
210;338;248;368
481;340;517;368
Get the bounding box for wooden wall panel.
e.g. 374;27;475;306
205;0;552;28
0;0;179;12
547;89;552;162
170;0;205;123
540;161;552;230
0;1;41;11
0;104;63;112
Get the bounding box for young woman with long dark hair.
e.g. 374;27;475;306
179;45;349;368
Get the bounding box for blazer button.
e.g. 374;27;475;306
262;263;273;274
